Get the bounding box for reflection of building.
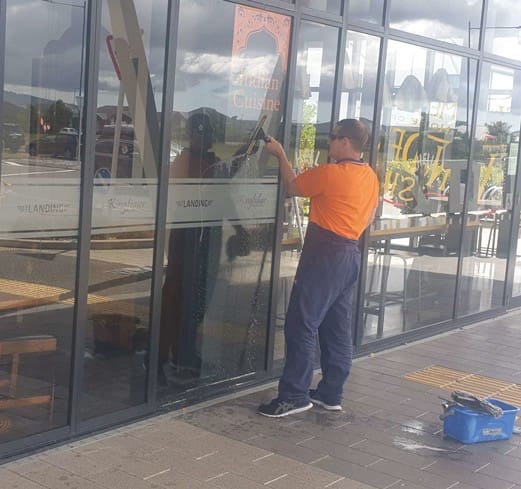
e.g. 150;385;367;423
3;0;521;459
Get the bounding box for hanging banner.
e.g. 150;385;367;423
228;6;291;176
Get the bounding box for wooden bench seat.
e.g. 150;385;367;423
0;335;56;415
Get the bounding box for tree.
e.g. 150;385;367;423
298;102;317;168
29;104;41;135
45;100;73;133
485;121;511;144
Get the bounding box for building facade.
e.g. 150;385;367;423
1;0;521;458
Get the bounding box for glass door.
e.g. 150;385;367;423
78;0;169;421
0;0;86;443
364;41;476;342
157;1;291;403
274;20;341;363
458;64;521;316
508;130;521;302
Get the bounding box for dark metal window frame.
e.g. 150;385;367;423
0;0;4;162
4;0;521;460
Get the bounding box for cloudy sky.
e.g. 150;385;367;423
4;0;85;102
389;0;521;57
4;0;521;111
4;0;169;107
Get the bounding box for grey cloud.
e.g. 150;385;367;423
5;0;87;93
177;0;236;54
390;0;482;36
179;52;278;79
5;0;169;95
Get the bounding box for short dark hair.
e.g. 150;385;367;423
335;119;370;152
187;112;213;137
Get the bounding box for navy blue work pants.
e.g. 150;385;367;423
278;223;360;405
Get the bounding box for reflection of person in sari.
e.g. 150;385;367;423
159;112;226;383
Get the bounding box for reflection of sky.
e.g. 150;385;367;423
4;0;84;104
473;63;519;139
389;0;482;46
5;0;168;108
389;0;521;58
7;0;519;124
387;41;464;88
173;52;281;117
307;48;323;86
173;0;291;119
488;36;521;62
172;0;239;113
485;0;521;61
384;40;481;129
341;33;380;120
491;71;514;90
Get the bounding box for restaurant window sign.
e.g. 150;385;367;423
378;42;476;217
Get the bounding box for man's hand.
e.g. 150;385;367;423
264;136;285;159
264;136;302;196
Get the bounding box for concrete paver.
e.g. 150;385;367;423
2;312;521;488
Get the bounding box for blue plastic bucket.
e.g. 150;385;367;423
443;398;519;444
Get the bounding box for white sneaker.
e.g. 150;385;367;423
309;390;342;411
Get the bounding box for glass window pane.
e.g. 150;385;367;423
347;0;384;24
512;133;521;297
458;64;521;316
290;22;339;170
275;21;339;361
485;0;521;62
339;32;380;124
389;0;482;49
159;1;290;400
0;0;87;441
364;40;476;343
79;0;168;420
301;0;341;15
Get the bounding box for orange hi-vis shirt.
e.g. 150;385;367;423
295;161;379;240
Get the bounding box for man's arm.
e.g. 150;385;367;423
365;194;380;230
264;136;304;196
367;206;377;228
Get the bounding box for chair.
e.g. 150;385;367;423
0;335;57;420
416;232;448;257
364;241;410;336
477;212;499;257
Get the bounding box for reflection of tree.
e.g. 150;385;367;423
29;105;44;135
485;121;511;144
298;102;317;168
450;129;471;160
45;100;73;133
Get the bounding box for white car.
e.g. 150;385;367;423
59;127;78;135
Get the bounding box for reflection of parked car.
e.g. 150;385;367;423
2;123;25;152
99;124;134;140
94;137;140;177
27;133;78;160
59;127;78;135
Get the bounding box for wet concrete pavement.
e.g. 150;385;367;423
1;311;521;488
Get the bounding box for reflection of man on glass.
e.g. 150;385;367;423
259;119;379;417
159;112;225;384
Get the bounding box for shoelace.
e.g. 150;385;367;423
276;401;296;413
